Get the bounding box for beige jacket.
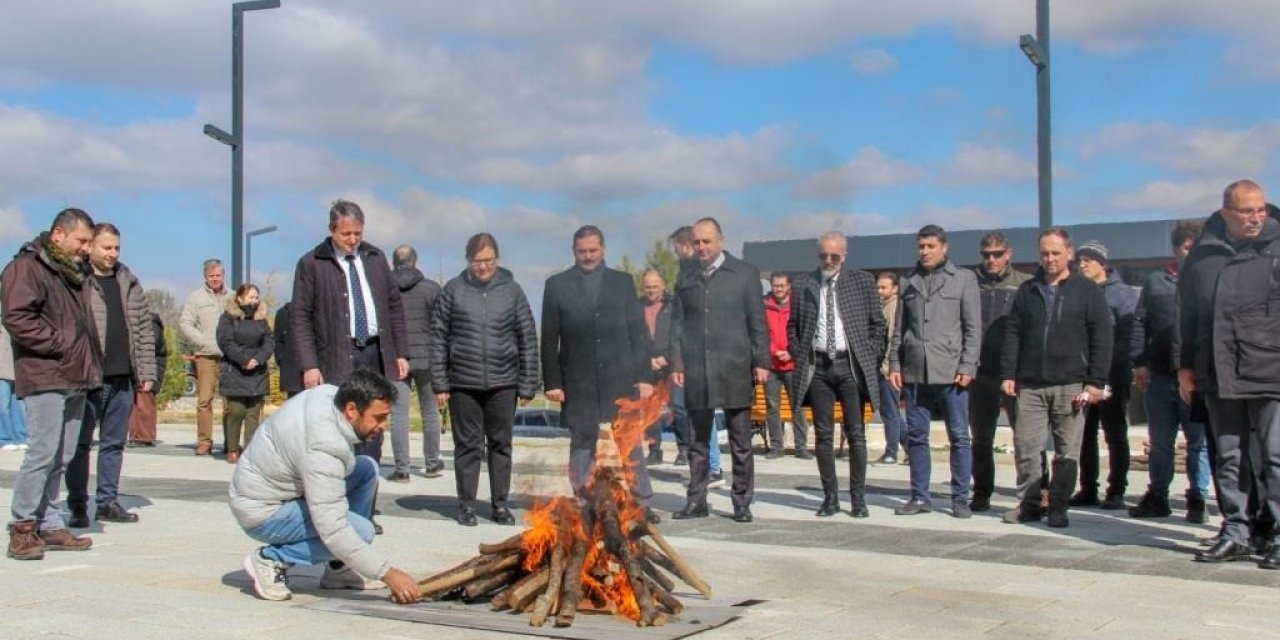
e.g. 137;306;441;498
179;285;234;356
879;293;898;376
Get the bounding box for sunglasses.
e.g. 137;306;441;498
980;250;1007;260
818;253;843;262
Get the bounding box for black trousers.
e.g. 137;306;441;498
449;387;516;508
1079;384;1131;498
809;353;866;501
686;406;753;508
350;340;386;462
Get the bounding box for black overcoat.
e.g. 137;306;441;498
671;253;769;411
541;266;651;428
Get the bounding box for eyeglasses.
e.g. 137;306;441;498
469;257;497;267
818;253;843;262
980;249;1007;260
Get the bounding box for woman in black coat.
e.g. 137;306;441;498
216;283;274;463
430;233;538;527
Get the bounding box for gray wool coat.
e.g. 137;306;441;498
890;260;982;385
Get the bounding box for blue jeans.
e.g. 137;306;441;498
0;380;27;445
66;375;134;511
1146;373;1210;499
877;376;906;458
668;383;690;447
903;383;972;503
246;455;378;566
710;409;724;473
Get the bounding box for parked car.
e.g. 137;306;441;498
512;407;564;438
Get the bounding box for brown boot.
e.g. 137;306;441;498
38;528;92;551
8;521;45;560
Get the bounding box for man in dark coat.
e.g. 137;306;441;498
788;231;886;518
291;200;410;464
387;245;444;482
1000;227;1112;528
272;302;302;398
1181;179;1280;566
541;226;656;517
638;269;686;465
670;217;770;523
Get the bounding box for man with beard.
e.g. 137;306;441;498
1181;179;1280;566
788;231;886;517
1000;227;1112;528
66;223;157;527
541;226;658;521
670;218;769;523
230;370;420;602
4;208;100;560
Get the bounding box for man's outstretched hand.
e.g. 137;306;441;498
384;567;420;604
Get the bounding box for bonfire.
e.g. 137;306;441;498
415;383;712;628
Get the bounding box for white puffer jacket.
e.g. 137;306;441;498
228;386;390;579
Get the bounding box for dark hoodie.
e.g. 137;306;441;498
1180;212;1280;397
392;265;442;371
1096;268;1140;385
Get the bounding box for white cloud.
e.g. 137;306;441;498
849;48;898;75
936;143;1037;186
1108;179;1225;216
1079;121;1280;179
0;206;32;244
797;147;923;200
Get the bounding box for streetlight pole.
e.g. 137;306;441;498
203;0;281;288
245;225;278;284
1019;0;1052;229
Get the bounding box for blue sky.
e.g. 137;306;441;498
1;1;1277;312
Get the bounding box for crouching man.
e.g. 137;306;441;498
228;369;420;603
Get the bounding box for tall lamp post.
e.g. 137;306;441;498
203;0;281;288
245;225;278;285
1019;0;1051;230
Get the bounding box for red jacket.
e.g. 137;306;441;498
764;294;794;372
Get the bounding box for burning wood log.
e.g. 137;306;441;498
418;382;710;628
637;521;712;597
417;551;521;600
554;538;589;627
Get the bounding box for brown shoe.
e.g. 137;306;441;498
195;443;213;456
38;528;92;551
7;521;44;560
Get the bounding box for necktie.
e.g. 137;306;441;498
703;264;716;280
825;277;836;354
345;255;369;343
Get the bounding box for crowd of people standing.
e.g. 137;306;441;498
7;179;1280;599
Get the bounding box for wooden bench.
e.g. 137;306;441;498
750;383;872;453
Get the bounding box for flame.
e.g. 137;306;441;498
515;382;671;622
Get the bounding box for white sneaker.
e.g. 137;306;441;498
1;444;17;451
320;563;385;590
708;471;726;489
16;444;28;451
243;548;291;601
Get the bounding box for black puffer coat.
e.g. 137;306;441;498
393;265;442;371
216;299;274;398
429;267;538;398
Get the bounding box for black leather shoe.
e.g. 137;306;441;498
969;495;991;513
672;501;709;520
732;506;753;523
848;502;869;518
644;508;661;525
457;505;478;527
1068;491;1100;507
1002;504;1041;524
491;507;516;525
67;509;90;529
795;450;814;460
1195;539;1251;563
1259;546;1280;570
95;502;139;523
1045;511;1069;528
1100;493;1126;510
894;500;932;516
815;494;839;517
373;519;384;535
